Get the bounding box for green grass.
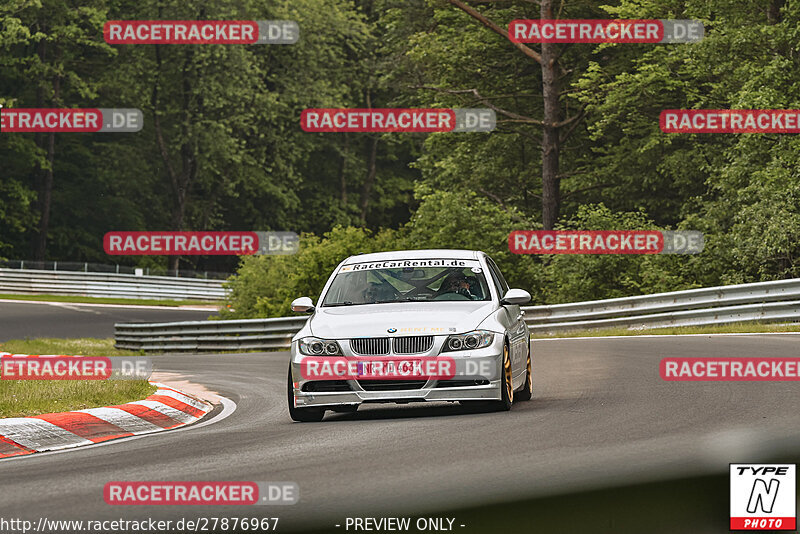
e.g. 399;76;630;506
0;293;220;307
1;337;141;356
532;321;800;339
0;338;155;418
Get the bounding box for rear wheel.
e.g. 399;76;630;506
516;343;533;402
493;341;513;411
287;366;325;422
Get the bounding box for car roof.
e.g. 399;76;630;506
342;249;482;265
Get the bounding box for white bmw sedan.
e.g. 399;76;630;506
287;249;532;422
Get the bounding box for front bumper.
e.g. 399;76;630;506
289;336;503;408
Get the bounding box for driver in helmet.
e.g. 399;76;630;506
438;271;475;299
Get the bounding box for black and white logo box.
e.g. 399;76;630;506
730;464;796;531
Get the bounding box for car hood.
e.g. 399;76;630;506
308;301;497;339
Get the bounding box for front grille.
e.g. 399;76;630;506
301;380;352;392
350;338;390;355
393;335;434;354
358;380;428;391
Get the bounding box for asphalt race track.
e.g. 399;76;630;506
0;300;214;342
1;330;800;533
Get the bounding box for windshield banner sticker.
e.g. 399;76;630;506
339;259;479;273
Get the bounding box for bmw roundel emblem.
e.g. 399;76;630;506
387;328;397;333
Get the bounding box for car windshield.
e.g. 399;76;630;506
322;260;492;306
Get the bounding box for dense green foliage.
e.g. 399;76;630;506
1;0;797;313
221;196;697;316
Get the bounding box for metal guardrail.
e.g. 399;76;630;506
115;316;307;351
0;268;227;301
524;278;800;333
0;260;231;279
114;278;800;352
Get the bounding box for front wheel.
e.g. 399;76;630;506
516;343;533;402
287;366;325;422
493;341;513;411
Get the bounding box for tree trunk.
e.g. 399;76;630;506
540;0;560;230
339;133;349;205
170;53;193;272
34;74;60;261
359;88;378;224
360;136;379;224
152;45;198;273
30;31;46;260
767;0;784;23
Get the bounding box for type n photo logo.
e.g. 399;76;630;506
730;464;796;530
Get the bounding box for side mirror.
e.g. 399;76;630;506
500;288;531;305
291;296;315;313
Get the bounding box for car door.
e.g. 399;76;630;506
485;257;527;386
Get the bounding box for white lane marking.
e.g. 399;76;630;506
0;395;236;463
76;407;163;434
0;298;216;311
0;418;92;451
152;389;212;412
50;303;103;315
533;332;800;341
128;401;198;425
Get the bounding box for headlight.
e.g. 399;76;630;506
442;330;494;352
298;337;342;356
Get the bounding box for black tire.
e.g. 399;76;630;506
287;366;325;422
493;341;513;411
516;343;533;402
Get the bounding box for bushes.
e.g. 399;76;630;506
541;204;701;303
405;189;545;299
220;226;400;318
221;190;543;318
221;196;716;318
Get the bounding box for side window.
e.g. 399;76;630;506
485;263;505;299
486;257;509;298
